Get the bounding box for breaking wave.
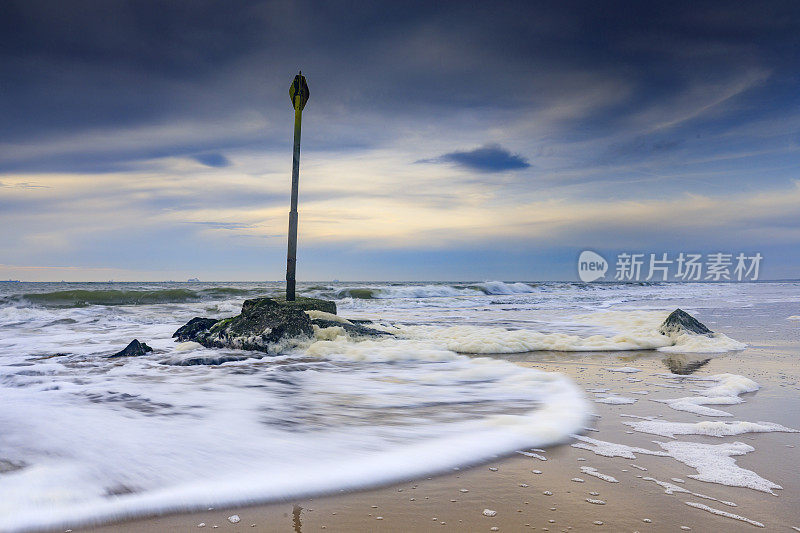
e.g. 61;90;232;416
0;330;590;532
335;281;537;299
390;310;747;354
9;287;273;307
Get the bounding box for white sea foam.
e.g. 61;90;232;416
0;330;590;532
392;310;745;354
653;374;759;417
0;280;786;532
517;451;547;461
572;436;781;494
305;310;352;324
581;310;745;353
658;441;782;494
658;332;747;353
393;323;670;353
580;466;619;483
595;396;637;405
477;281;537;295
338;281;537;300
623;419;798;439
684;502;765;528
641;476;737;506
605;367;641;373
571;436;668;459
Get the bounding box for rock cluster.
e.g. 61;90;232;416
172;296;386;355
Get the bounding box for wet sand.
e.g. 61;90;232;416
81;343;800;533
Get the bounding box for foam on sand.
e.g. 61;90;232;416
641;476;737;507
570;435;667;459
392;310;745;354
572;436;782;495
595;396;637;405
605;367;641;373
581;310;746;353
684;502;765;528
653;374;760;417
0;334;591;533
623;419;799;439
517;451;547;461
657;441;782;495
580;466;619;483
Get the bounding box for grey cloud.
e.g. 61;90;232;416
191;153;231;168
420;144;531;173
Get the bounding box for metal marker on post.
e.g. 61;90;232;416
286;71;309;301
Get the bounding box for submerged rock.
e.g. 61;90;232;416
171;296;386;358
172;297;332;354
172;317;219;342
200;297;313;352
659;309;713;337
110;339;153;358
172;354;254;366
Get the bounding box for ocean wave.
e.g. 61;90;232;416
10;287;270;307
335;281;537;299
0;337;589;532
385;310;746;354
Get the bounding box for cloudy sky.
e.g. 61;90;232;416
1;0;799;281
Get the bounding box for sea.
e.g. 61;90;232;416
0;280;797;531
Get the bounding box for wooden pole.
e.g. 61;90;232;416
286;106;301;301
286;72;309;301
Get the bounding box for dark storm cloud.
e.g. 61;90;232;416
2;0;799;174
422;144;531;173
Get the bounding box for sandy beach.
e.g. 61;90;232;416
84;343;800;532
5;1;800;531
3;281;798;533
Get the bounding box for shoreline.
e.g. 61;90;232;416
76;344;800;533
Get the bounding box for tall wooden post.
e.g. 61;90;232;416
286;71;309;301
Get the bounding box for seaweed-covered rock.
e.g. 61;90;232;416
264;296;337;314
172;317;219;342
189;297;323;353
110;339;153;358
659;309;713;336
171;297;372;355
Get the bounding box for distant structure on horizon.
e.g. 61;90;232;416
187;278;200;282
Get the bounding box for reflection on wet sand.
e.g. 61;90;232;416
293;504;302;532
663;353;713;375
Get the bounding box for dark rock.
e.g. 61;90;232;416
261;296;337;315
311;318;390;337
171;354;255;366
195;297;315;353
659;309;713;336
110;339;153;358
172;317;220;342
170;297;383;355
0;458;26;474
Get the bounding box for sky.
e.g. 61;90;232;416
1;0;799;282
